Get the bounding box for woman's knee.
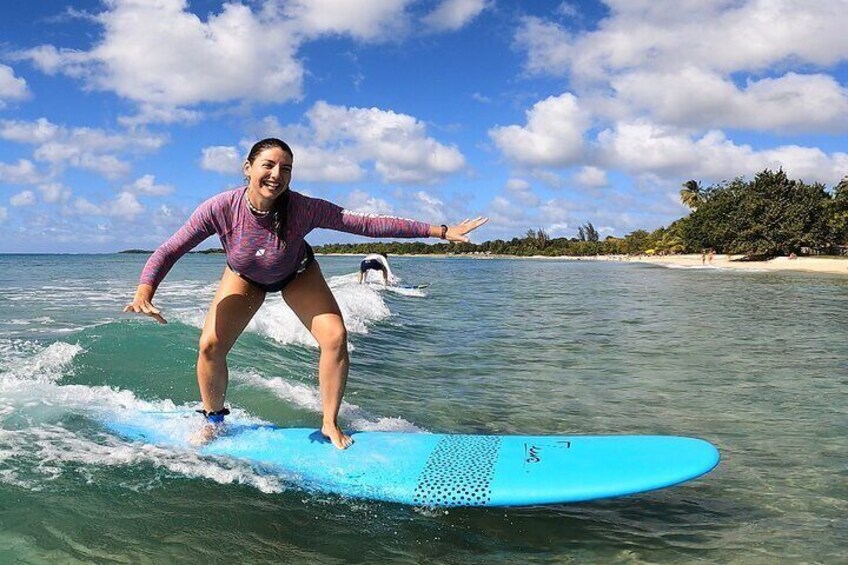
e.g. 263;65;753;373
314;318;347;353
198;333;229;360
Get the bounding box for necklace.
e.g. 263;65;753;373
245;190;272;216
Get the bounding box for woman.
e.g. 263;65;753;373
124;138;487;449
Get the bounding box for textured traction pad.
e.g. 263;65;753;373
413;435;502;506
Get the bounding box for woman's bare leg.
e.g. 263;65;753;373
283;262;353;449
197;267;266;413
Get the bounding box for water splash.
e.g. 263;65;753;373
169;274;392;348
235;371;424;433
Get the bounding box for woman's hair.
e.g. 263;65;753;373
246;138;294;242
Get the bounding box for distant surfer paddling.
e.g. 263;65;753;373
123;138;487;449
358;253;390;285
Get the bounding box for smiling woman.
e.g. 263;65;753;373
123;137;488;449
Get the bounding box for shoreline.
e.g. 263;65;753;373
316;252;848;275
593;253;848;275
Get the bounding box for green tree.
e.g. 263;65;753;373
680;179;704;210
577;222;599;243
624;230;650;254
681;169;833;257
828;176;848;249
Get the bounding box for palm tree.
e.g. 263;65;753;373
680;179;703;210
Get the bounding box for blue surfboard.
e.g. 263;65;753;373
105;414;719;507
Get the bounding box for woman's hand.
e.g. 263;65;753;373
123;284;167;324
445;216;488;243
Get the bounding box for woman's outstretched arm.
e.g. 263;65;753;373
306;195;488;242
124;197;218;323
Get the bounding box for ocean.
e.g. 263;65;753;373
1;253;846;563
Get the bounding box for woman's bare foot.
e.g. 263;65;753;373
189;422;224;446
322;422;353;449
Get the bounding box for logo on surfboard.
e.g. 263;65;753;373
524;440;571;464
525;444;542;463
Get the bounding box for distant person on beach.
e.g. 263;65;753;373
123;138;487;449
707;248;715;265
358;253;390;285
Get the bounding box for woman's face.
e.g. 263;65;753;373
244;146;293;201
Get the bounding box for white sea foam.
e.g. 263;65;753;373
0;338;422;496
0;424;287;494
172;274;392;349
235;370;424;433
0;340;82;383
372;283;428;298
664;264;721;270
345;269;428;298
662;264;768;273
327;275;392;334
6;317;55;326
0;340;289;494
4;277;213;314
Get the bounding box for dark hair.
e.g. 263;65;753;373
246;138;294;241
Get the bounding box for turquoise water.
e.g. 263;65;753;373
1;253;846;563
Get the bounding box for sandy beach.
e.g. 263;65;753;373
593;253;848;275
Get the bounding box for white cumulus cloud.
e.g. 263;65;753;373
0;118;59;144
277;0;413;41
408;190;449;221
539;198;573;235
520;2;848;80
1;118;165;179
341;189;395;215
74;191;144;218
201;146;242;174
489;93;590;167
118;104;203;127
19;0;303;107
292;146;366;183
485;194;534;234
10;190;36;206
123;175;173;196
611;69;848;133
0;159;39;184
0;64;29;107
576;166;608;188
504;178;540;207
422;0;490;32
512;2;848;134
16;0;457;113
38;183;72;204
267;101;465;184
598;119;848;185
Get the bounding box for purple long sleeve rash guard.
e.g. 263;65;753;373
139;187;431;290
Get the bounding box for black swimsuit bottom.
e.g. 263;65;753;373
229;244;315;293
360;259;385;272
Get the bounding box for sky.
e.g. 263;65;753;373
1;0;847;253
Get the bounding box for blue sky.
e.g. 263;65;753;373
1;0;847;252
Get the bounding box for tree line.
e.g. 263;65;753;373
314;169;848;259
